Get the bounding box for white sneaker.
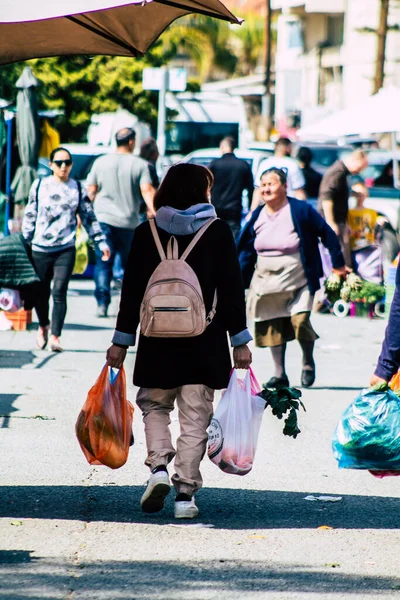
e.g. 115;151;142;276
141;471;171;513
174;497;199;519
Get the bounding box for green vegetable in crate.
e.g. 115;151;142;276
340;284;351;302
346;272;363;291
325;273;342;292
350;281;385;305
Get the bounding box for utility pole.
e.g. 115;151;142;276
373;0;389;93
262;0;272;140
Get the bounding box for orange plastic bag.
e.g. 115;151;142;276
76;365;134;469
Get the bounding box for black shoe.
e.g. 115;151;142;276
301;368;315;388
265;375;290;389
96;305;108;318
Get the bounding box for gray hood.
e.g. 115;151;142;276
155;203;216;235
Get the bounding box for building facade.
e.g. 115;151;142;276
271;0;400;129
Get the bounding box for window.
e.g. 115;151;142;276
327;15;344;47
287;20;304;49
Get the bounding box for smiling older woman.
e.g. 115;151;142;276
237;167;348;389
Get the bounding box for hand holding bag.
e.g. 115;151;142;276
76;365;134;469
208;367;264;475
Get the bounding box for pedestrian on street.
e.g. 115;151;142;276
296;146;322;201
208;136;254;240
237;167;347;389
251;137;307;212
87;127;156;318
138;137;160;224
373;160;395;188
106;163;252;519
317;150;368;267
22;147;110;352
370;262;400;388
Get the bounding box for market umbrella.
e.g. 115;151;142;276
11;67;39;205
0;0;241;65
297;87;400;139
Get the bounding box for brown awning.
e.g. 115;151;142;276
0;0;241;65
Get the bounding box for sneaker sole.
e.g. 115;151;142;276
174;507;199;519
141;482;170;514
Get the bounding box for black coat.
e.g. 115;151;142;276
115;219;248;389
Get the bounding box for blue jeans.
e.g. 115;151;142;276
94;223;134;308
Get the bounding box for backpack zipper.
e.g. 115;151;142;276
152;307;190;312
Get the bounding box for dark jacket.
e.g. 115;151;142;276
115;219;248;389
375;263;400;381
209;153;254;219
317;159;349;224
237;198;345;295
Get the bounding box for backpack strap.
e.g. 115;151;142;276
149;219;166;261
180;218;217;262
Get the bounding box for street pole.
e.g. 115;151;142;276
157;67;168;158
4;116;13;236
262;0;272;140
373;0;389;94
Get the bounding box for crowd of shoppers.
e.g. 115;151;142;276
16;127;400;521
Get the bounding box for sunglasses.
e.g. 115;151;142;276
53;159;72;167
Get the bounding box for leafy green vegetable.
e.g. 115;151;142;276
258;385;305;439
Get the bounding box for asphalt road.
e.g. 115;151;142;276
1;280;399;600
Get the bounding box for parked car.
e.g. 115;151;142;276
351;151;400;233
182;147;273;179
37;144;114;184
293;142;353;175
62;143;114;184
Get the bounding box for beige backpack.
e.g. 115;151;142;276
140;218;217;338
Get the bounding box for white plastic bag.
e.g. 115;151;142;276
0;288;22;312
208;368;265;475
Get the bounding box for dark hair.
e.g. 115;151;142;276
275;137;292;149
153;163;214;211
140;137;158;161
49;147;72;162
297;146;313;167
220;136;236;151
260;167;287;185
115;127;136;147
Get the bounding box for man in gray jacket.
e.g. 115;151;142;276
87;128;155;317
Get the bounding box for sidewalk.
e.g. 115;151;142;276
1;279;400;600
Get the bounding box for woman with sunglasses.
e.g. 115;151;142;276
22;147;110;351
237;167;347;388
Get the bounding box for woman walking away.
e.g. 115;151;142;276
238;167;347;389
22;147;110;352
106;163;252;519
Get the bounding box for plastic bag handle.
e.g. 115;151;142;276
230;366;261;396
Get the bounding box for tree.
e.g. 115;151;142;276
356;0;400;94
230;13;266;76
161;15;237;81
0;42;166;142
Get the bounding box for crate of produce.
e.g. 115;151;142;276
3;308;32;331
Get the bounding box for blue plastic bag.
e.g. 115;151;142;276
332;387;400;471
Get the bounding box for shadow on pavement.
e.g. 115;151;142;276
0;557;399;598
0;394;20;428
309;387;364;391
63;323;112;331
0;350;57;369
1;486;399;530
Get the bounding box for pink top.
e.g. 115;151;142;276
254;202;300;256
